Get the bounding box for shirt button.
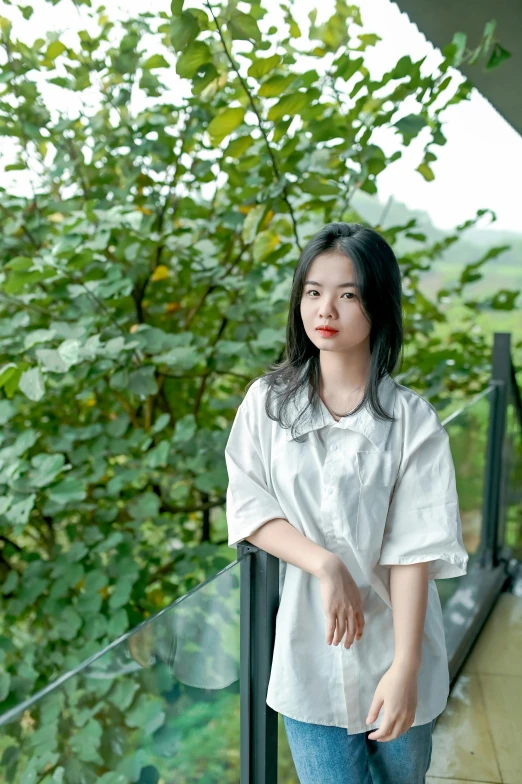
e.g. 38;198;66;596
327;487;333;495
331;444;338;452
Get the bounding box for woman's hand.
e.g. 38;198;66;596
365;661;419;741
317;553;365;648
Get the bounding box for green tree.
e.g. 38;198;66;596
0;0;519;779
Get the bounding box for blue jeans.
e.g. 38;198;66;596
282;714;436;784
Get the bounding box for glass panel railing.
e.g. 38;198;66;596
436;385;495;609
500;395;522;556
0;560;241;783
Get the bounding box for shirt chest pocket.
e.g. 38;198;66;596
355;449;402;550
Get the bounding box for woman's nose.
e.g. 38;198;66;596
319;303;335;317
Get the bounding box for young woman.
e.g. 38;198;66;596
225;222;469;784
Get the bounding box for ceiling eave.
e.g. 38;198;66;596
391;0;522;137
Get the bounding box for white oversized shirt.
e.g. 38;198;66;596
224;361;469;735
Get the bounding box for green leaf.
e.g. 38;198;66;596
258;73;295;97
487;289;520;310
92;532;124;554
83;569;108;593
172;413;197;444
142;54;170;69
108;679;140;711
5;494;36;526
1;570;19;595
255;327;286;349
228;10;261;42
152;346;199;370
253;230;281;262
150;413;170;434
171;0;185;17
394;114;428;145
0;671;11;701
54;606;82;642
242;204;267;244
389;55;413;79
109;578;134;609
45;40;67;61
29;453;67;488
19;367;45;401
208;107;245;144
69;718;103;764
48;477;87;505
128;366;158;397
0;363;18;388
225;134;254;159
125;693;166;735
0;398;16;425
35;348;68;373
443;32;467;66
170;10;199;51
332;53;364;81
299;176;340;196
176;40;212;78
267;92;308;121
247;54;281;79
96;774;127;784
416;162;435;181
356;33;381;49
24;328;57;350
127;492;160;521
49;563;84;599
144;440;170;468
486;42;511;70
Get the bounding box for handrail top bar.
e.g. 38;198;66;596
441;383;496;427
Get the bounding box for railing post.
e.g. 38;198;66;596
478;332;510;570
238;542;280;784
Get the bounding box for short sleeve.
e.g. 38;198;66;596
378;419;469;580
225;395;287;549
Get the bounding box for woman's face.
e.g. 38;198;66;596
299;251;371;354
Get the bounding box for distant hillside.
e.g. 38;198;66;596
352;191;522;298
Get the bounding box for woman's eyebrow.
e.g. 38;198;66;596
304;280;360;289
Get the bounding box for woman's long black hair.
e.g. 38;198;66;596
249;222;404;442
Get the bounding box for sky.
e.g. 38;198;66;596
1;0;521;234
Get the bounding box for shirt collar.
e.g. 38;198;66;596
283;362;397;450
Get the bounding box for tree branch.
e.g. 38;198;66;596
205;2;303;253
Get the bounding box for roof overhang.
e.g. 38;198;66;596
391;0;522;137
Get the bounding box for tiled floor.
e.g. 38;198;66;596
427;590;522;784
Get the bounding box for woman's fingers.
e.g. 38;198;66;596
326;615;336;645
333;612;347;646
355;609;365;639
345;609;355;647
327;608;364;646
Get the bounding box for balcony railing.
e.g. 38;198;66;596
1;332;521;783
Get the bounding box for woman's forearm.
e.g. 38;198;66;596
246;524;430;671
244;518;337;579
389;562;429;671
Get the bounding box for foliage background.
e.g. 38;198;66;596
0;0;520;780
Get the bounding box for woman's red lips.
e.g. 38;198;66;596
316;327;338;334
